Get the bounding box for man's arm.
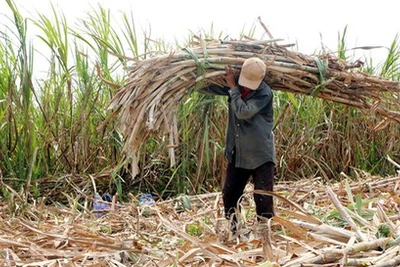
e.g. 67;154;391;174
198;66;238;96
198;84;230;95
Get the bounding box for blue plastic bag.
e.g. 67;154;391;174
139;193;154;206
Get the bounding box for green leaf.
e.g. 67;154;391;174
355;194;363;215
286;92;298;109
181;194;192;211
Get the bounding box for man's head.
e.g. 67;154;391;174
238;57;266;90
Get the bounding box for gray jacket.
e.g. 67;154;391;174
199;81;276;169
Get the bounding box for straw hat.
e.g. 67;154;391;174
238;57;267;90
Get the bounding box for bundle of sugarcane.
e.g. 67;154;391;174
108;38;400;176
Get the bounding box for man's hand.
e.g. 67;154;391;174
225;66;237;88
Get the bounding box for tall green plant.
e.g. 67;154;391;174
380;35;399;79
1;0;36;181
0;28;17;176
337;25;348;60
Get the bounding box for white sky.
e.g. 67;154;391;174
1;0;399;65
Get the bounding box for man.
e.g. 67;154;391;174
200;57;276;232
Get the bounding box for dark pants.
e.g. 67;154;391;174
222;154;275;223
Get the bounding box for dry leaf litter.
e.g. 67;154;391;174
2;173;400;266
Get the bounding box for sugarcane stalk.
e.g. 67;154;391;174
108;38;400;177
327;186;368;242
374;256;400;267
297;238;391;264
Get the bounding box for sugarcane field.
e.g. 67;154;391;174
1;1;400;266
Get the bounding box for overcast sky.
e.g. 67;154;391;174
1;0;399;65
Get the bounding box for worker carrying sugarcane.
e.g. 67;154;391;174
199;57;276;233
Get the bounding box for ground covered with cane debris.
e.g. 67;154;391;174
1;173;400;266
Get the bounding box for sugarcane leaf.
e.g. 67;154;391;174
310;77;335;96
309;57;330;96
314;57;327;82
287;92;299;109
355;194;363;215
345;179;355;209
